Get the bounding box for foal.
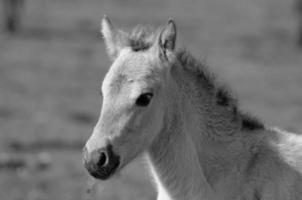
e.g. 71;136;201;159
83;17;302;200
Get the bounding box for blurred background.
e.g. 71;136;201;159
0;0;302;199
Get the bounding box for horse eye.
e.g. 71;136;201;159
135;93;153;107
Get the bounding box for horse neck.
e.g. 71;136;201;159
148;111;214;200
147;59;248;200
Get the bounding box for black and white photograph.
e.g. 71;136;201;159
1;0;302;200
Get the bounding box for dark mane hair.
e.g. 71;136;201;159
176;49;264;131
176;49;236;105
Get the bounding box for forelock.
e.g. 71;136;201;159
128;25;157;52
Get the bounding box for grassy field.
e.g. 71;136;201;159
0;0;302;199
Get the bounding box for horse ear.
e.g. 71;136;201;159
158;19;177;54
101;16;127;60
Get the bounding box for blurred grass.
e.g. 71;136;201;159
0;0;302;199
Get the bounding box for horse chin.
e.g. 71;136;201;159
89;162;119;180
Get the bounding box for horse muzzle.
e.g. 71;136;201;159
83;144;120;180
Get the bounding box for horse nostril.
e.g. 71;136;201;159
97;151;108;167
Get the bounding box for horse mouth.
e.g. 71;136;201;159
87;158;120;180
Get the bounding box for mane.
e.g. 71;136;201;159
176;49;236;105
176;49;264;131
